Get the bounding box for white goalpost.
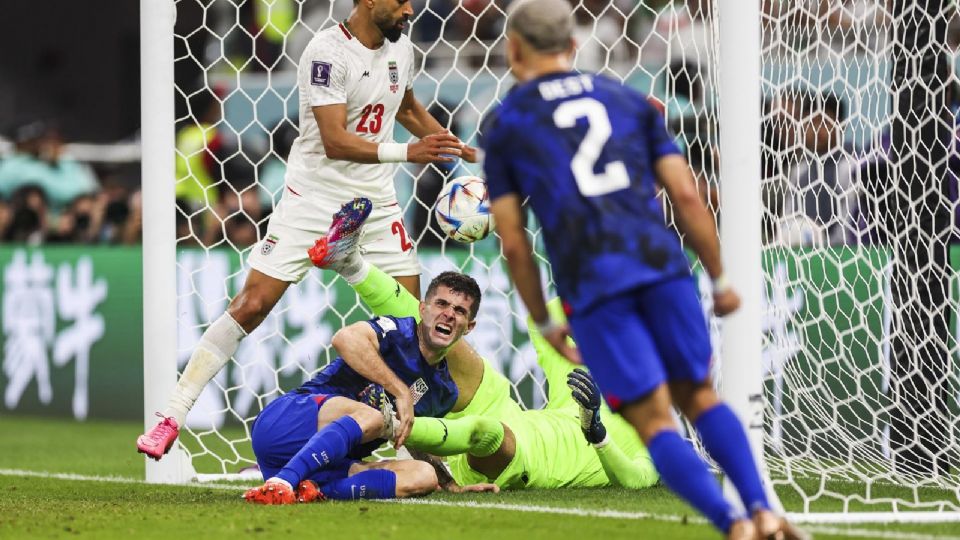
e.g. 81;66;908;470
716;0;774;517
141;0;197;484
140;0;960;524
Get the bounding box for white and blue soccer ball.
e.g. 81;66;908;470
434;176;495;243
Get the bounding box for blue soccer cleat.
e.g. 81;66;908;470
308;197;373;272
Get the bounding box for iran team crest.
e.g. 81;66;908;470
388;60;399;93
261;234;279;256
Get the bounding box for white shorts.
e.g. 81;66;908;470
247;189;420;283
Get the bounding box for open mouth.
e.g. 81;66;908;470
435;323;452;337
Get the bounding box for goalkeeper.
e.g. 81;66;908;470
312;239;658;491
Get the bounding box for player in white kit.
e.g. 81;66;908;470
137;0;475;459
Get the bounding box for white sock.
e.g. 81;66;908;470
267;477;292;489
164;312;246;426
342;256;370;286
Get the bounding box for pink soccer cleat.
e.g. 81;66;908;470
136;412;180;460
307;197;373;271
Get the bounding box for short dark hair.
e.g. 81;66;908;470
425;271;482;320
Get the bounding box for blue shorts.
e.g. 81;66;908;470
568;276;712;410
250;391;357;483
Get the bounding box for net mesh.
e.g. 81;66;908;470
168;0;960;514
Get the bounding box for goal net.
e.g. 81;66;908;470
144;0;960;521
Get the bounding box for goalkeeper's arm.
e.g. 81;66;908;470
567;369;658;489
592;435;659;489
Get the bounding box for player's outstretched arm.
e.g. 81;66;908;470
405;448;500;494
396;90;479;163
567;369;658;489
312;104;462;165
655;154;740;316
332;321;415;445
592;435;660;489
491;193;580;364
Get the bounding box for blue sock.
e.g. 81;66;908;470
274;416;363;487
320;469;397;500
695;403;770;514
647;430;740;533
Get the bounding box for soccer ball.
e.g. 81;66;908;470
434;176;495;243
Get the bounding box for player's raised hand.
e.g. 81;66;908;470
544;323;581;365
713;287;741;317
567;368;607;444
393;390;415;447
460;143;480;163
407;130;463;164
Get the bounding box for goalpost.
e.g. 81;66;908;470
141;0;960;522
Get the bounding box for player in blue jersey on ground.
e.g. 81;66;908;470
243;269;494;504
484;1;807;539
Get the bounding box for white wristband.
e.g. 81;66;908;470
592;434;611;449
711;273;730;294
377;142;408;163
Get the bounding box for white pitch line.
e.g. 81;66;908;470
384;499;960;540
803;525;960;540
2;469;959;540
0;468;240;491
383;497;696;523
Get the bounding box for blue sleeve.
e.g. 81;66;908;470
479;109;520;201
639;96;682;161
365;315;410;356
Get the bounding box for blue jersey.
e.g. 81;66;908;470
482;72;691;312
295;315;459;419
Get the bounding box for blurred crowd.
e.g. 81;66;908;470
4;0;959;249
0;121;142;246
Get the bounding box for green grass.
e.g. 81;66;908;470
1;415;959;540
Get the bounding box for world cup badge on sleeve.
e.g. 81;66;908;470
261;234;279;256
311;61;332;87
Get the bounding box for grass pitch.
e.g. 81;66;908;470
1;415;958;540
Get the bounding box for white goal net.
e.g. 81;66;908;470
146;0;960;521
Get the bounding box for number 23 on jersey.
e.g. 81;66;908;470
357;103;385;134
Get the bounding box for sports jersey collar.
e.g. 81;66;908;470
339;19;393;52
516;70;581;92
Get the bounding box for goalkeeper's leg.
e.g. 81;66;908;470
405;416;505;457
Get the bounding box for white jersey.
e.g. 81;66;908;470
285;23;416;206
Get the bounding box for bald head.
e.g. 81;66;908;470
506;0;574;54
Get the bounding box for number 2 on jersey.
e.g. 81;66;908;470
392;221;413;252
553;98;630;197
357;103;385;134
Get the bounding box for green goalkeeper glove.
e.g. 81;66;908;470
566;368;607;445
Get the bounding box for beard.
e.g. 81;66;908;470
375;12;407;43
380;23;403;43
